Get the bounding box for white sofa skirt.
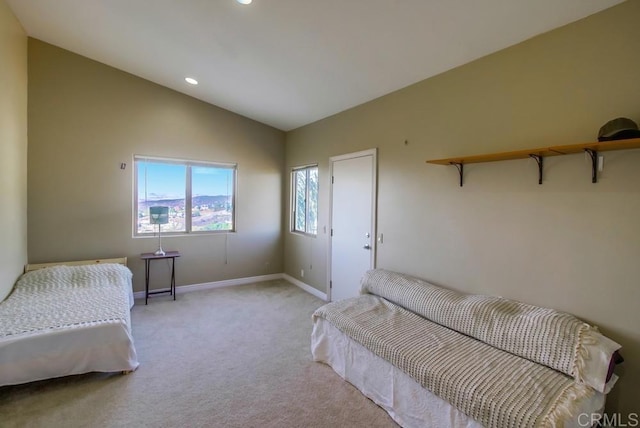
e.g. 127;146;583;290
311;318;605;428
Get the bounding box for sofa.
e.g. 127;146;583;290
311;269;622;428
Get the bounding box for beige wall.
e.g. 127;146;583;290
28;39;285;292
286;0;640;415
0;1;27;302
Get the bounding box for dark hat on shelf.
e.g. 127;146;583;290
597;117;640;141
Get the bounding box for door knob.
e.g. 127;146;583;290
363;244;371;250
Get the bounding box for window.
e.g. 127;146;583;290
134;156;236;235
292;165;318;235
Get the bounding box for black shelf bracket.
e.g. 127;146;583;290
450;162;464;187
529;154;544;185
584;148;598;183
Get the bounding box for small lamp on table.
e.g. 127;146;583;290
149;206;169;256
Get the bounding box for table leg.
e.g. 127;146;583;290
171;257;176;300
145;259;150;305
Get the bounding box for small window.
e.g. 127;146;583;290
135;156;236;235
292;165;318;235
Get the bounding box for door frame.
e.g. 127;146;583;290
327;148;378;301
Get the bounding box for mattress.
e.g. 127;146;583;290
0;264;139;386
311;318;605;428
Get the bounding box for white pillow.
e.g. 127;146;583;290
578;330;622;394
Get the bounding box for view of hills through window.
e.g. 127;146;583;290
136;158;235;234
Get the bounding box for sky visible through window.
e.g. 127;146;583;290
138;162;233;201
136;160;235;234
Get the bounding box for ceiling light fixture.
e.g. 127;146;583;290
236;0;252;4
185;77;198;85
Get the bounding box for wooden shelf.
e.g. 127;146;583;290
426;137;640;186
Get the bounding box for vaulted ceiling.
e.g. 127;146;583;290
7;0;624;131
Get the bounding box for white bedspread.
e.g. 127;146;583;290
312;318;605;428
0;264;139;386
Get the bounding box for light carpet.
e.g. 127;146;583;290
0;280;398;427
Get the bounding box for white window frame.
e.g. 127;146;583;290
291;164;318;236
134;155;237;236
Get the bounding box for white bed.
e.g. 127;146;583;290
311;268;621;428
312;318;606;428
0;259;139;386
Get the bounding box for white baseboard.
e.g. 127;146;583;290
133;272;328;301
132;273;282;299
281;274;328;301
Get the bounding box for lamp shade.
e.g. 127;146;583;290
149;206;169;225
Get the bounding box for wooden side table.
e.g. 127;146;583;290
140;251;181;305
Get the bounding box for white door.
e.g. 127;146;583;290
329;149;377;301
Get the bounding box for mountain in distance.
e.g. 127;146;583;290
139;195;230;210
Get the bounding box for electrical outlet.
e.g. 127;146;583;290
300;269;304;278
598;155;604;172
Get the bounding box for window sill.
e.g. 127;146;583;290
290;230;317;238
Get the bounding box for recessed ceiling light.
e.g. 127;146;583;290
237;0;252;4
185;77;198;85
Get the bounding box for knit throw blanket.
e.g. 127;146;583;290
0;264;132;338
313;295;594;428
360;269;607;385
